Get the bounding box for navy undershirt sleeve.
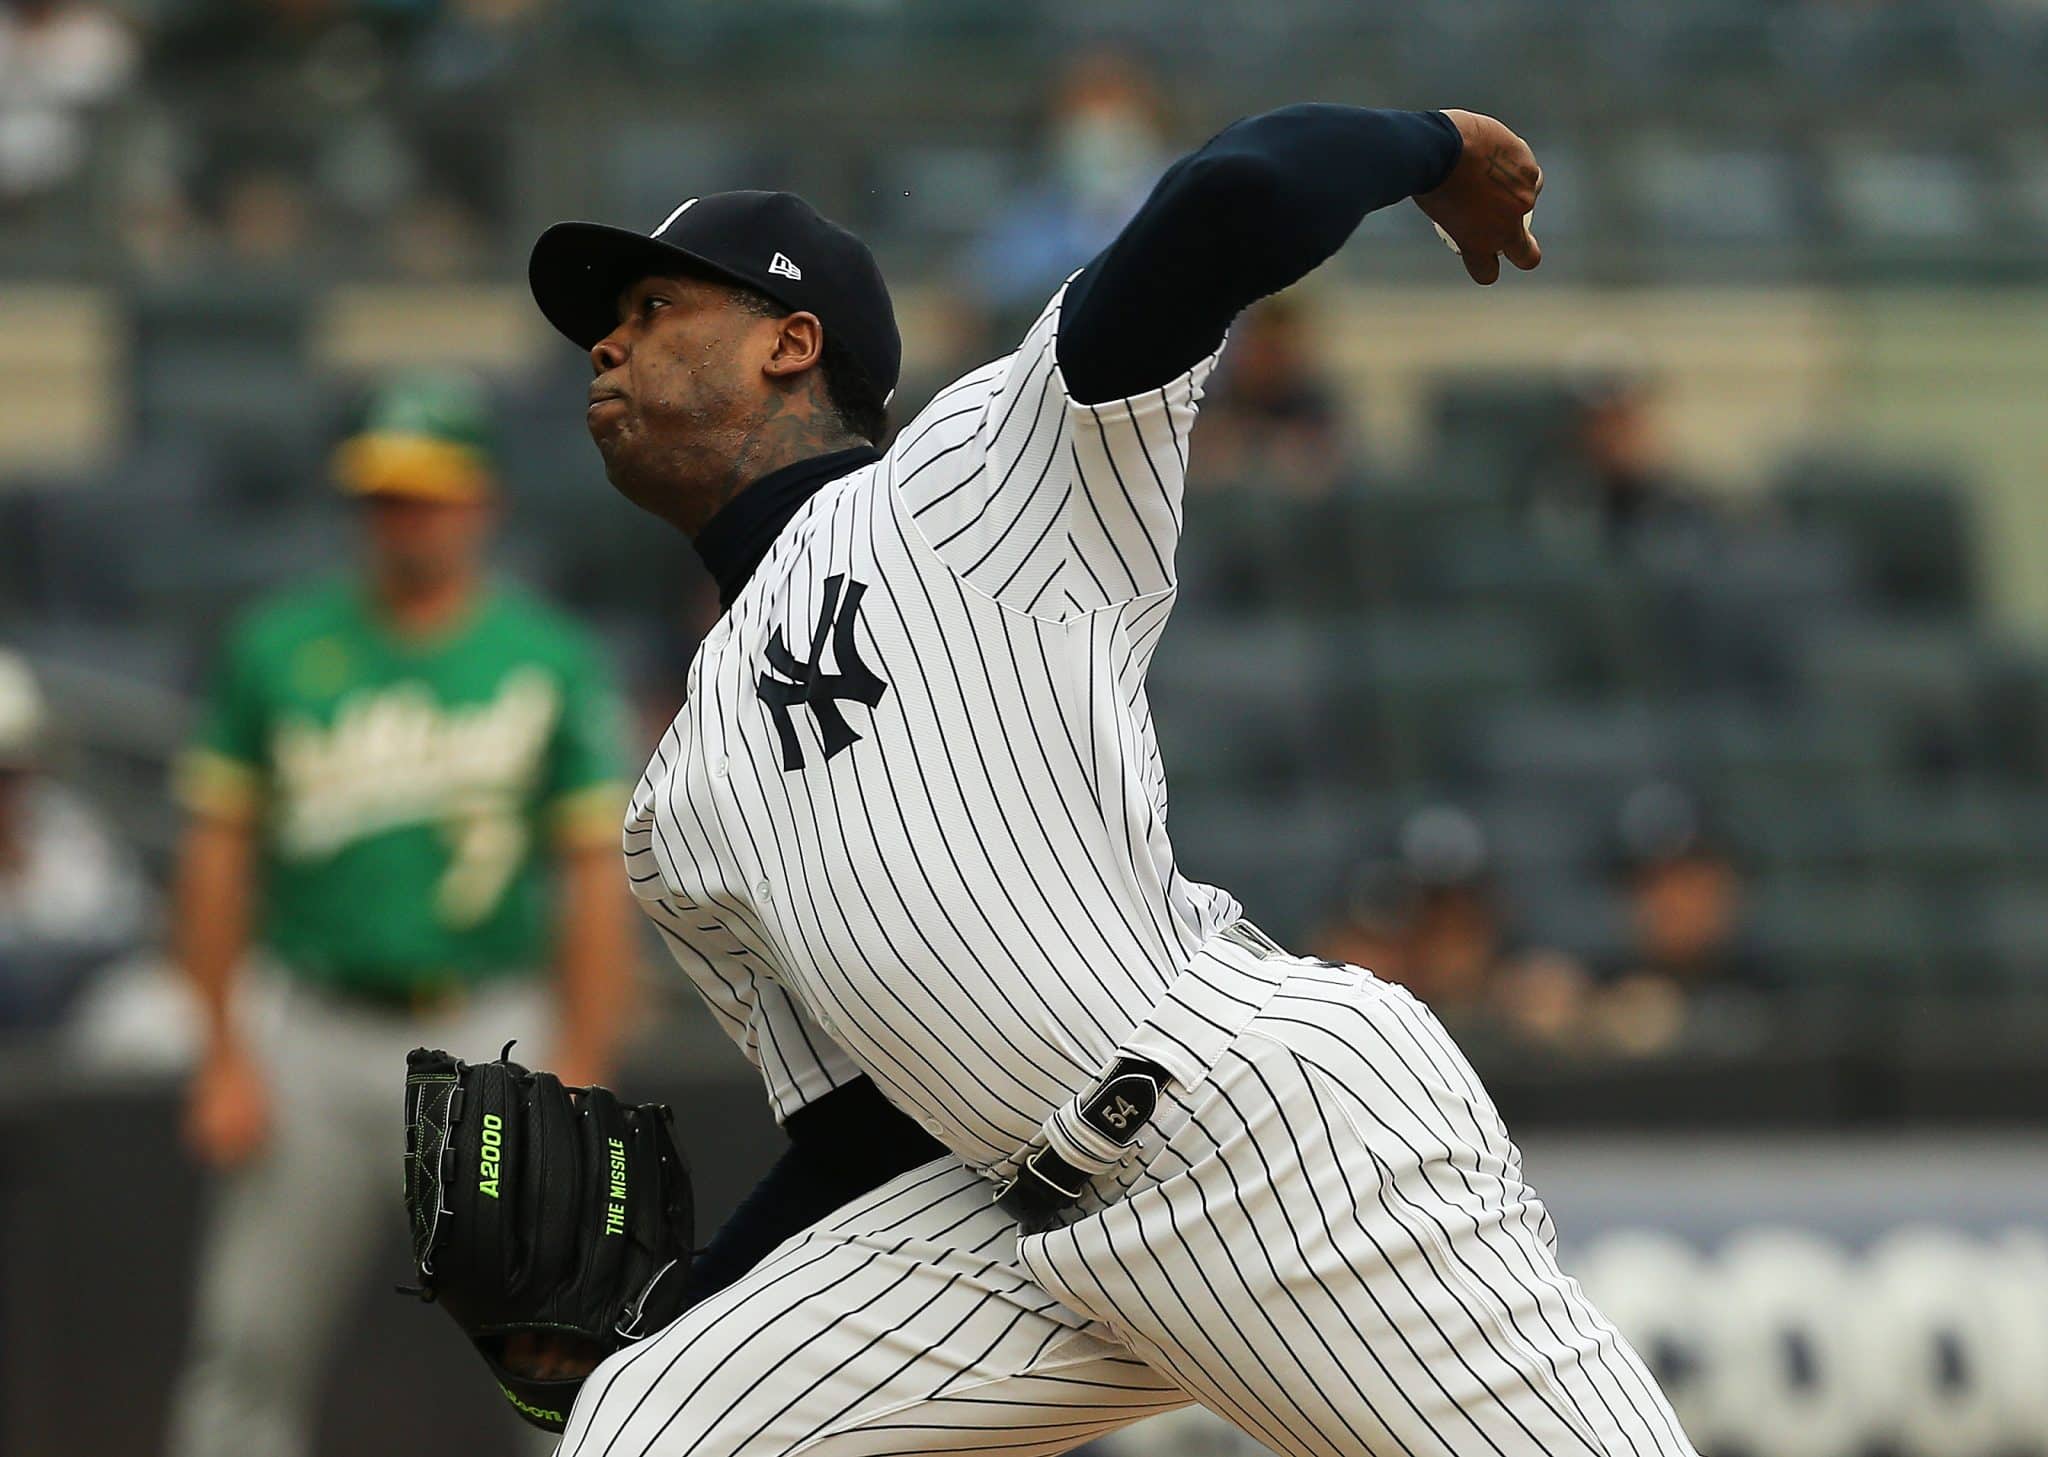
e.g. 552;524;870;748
689;1076;947;1302
1056;105;1462;405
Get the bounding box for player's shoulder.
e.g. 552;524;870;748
884;356;1011;466
885;282;1075;460
222;576;360;663
476;580;615;680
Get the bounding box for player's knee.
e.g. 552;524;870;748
562;1339;806;1457
558;1341;719;1457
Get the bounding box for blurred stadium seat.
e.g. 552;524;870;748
1775;457;1978;615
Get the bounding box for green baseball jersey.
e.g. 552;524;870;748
176;579;626;994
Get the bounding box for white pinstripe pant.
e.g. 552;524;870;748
562;953;1696;1457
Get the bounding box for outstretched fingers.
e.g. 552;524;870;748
1503;214;1542;272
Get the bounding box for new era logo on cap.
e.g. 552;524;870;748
768;252;802;281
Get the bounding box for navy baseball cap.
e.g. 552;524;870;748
529;190;901;404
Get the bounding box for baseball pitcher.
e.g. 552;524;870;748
414;105;1696;1457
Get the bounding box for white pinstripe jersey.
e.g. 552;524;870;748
624;282;1240;1168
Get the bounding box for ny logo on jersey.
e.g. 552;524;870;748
756;574;888;772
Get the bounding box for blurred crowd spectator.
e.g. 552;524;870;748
1605;782;1761;996
1528;353;1713;554
1310;805;1588;1050
1191;297;1349;499
967;49;1169;323
0;651;152;1030
1313;805;1517;1016
1311;786;1766;1058
0;0;136;206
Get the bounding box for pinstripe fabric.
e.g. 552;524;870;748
564;941;1696;1457
1023;951;1696;1457
601;277;1697;1457
622;280;1235;1158
896;281;1213;618
558;1160;1191;1457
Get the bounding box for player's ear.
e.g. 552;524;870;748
761;311;826;381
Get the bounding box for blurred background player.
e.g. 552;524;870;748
162;370;633;1457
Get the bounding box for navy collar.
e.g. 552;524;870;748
692;446;882;609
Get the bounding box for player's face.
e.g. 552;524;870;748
360;494;492;591
584;273;785;530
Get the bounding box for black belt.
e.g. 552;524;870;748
993;1055;1169;1236
993;921;1292;1236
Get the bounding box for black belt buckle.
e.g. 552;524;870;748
993;1145;1091;1236
995;1057;1166;1236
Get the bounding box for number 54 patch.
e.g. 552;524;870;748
1077;1061;1163;1147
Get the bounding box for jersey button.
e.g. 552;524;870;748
755;878;773;901
711;754;729;778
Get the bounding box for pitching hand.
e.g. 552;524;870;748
1415;110;1543;285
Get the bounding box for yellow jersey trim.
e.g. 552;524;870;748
550;782;626;847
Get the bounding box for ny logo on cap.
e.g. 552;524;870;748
768;252;802;281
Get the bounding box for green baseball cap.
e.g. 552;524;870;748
334;370;497;503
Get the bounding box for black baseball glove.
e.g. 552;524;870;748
402;1044;695;1433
